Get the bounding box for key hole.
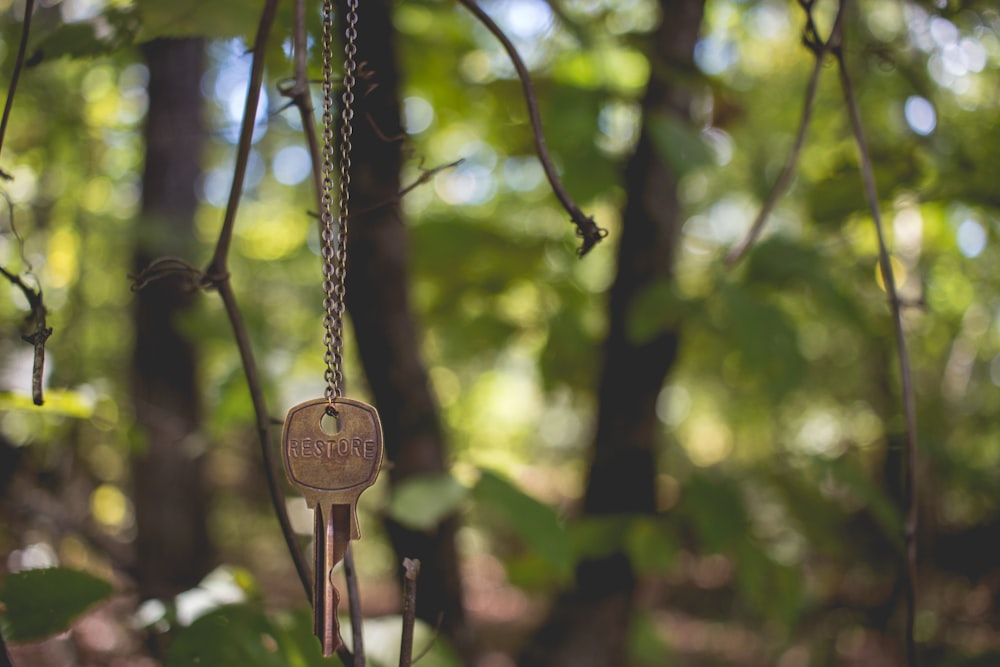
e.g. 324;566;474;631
321;409;340;435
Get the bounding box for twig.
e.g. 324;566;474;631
213;278;313;598
129;256;205;291
0;0;35;165
349;159;464;219
278;0;325;217
207;0;276;274
454;0;607;256
399;558;420;667
343;546;365;667
0;0;48;406
1;266;50;406
725;0;845;265
833;2;919;664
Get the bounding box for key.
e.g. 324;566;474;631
282;397;383;656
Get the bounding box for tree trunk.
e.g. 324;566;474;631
336;0;471;659
130;38;211;600
521;1;705;665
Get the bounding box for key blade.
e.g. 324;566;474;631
314;506;343;656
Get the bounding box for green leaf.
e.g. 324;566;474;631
628;609;674;667
136;0;265;40
473;469;573;582
677;472;749;552
569;516;631;561
385;473;468;531
717;283;807;399
743;238;867;327
165;605;301;667
733;541;802;632
0;567;113;642
28;9;139;63
625;517;678;575
626;278;685;344
647;112;714;175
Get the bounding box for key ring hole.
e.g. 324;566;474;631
321;409;340;435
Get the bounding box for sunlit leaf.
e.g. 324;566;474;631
385;473;468;531
0;390;96;417
0;567;113;642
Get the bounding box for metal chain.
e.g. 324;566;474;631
321;0;359;406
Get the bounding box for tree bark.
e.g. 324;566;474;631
336;0;471;659
521;1;705;665
130;38;211;600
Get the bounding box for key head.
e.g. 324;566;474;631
281;397;383;539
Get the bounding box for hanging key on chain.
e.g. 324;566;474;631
281;0;382;657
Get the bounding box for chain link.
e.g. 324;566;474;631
321;0;359;407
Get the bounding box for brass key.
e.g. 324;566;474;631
282;397;383;656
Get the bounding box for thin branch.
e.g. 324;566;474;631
278;0;325;217
454;0;607;256
0;0;35;167
399;558;420;667
349;158;464;219
725;0;845;265
213;278;313;599
1;266;50;406
207;0;278;274
0;0;47;406
343;546;365;667
833;2;919;664
204;0;316;604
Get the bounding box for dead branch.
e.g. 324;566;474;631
399;558;421;667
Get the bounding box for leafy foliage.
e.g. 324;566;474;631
0;568;112;642
2;0;1000;663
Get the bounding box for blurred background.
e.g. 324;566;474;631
1;0;999;665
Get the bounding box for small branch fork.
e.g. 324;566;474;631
1;0;50;407
726;1;920;664
131;0;313;612
455;0;607;256
725;0;844;265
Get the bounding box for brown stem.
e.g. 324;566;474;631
343;546;365;667
0;0;35;164
279;0;325;216
202;0;314;602
214;279;312;600
834;3;919;664
398;558;420;667
725;0;845;265
207;0;279;273
454;0;607;256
